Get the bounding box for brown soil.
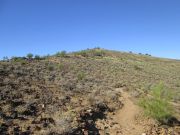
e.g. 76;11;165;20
114;88;145;135
97;88;156;135
1;49;180;134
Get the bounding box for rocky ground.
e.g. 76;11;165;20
0;49;180;134
96;88;180;135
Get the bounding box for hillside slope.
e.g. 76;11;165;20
0;49;180;134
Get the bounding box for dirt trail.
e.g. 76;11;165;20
97;88;155;135
113;88;145;135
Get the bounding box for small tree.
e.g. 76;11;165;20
34;55;41;60
27;53;33;59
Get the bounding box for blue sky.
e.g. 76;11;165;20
0;0;180;59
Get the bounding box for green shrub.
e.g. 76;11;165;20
34;55;41;60
139;82;174;124
26;53;33;59
77;72;85;81
55;51;67;57
145;53;151;56
134;65;142;70
74;50;88;57
57;64;64;71
74;49;105;57
20;60;27;65
11;57;25;62
92;49;105;57
47;65;54;71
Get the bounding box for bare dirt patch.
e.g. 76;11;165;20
96;88;156;135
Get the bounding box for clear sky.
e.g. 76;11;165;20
1;0;180;59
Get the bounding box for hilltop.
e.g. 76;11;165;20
0;48;180;135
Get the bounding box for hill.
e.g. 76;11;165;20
0;49;180;135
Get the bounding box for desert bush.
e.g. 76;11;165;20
34;55;41;60
11;57;26;63
74;50;88;57
77;72;85;81
20;60;27;65
74;49;105;57
26;53;33;59
57;63;64;71
144;53;151;56
134;65;142;70
88;88;121;112
55;51;67;57
114;82;123;88
88;89;102;104
49;109;77;134
92;49;105;57
47;65;54;71
139;82;174;124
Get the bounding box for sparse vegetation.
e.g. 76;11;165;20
74;49;105;57
74;50;88;57
0;49;179;134
11;56;26;62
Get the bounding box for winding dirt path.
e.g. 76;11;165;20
97;88;155;135
113;88;145;135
